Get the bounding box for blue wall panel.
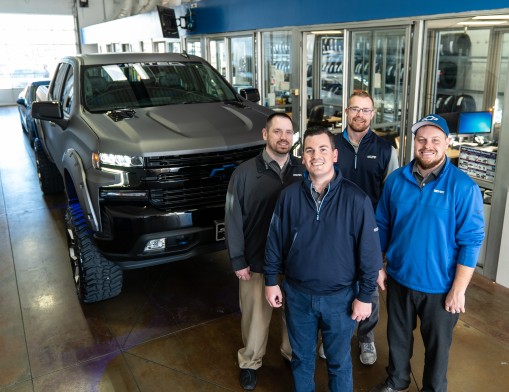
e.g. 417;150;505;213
188;0;509;34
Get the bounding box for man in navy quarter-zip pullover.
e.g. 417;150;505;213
265;127;382;392
319;90;399;365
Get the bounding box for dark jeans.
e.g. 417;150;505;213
385;276;459;392
283;280;357;392
357;287;379;343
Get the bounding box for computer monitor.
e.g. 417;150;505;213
457;111;493;135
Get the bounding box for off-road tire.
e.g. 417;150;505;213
66;203;123;303
34;139;64;194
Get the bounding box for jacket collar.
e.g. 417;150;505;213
342;127;374;146
255;149;300;173
404;156;451;183
303;165;344;192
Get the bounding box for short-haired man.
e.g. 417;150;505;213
370;114;485;392
265;127;382;392
319;90;399;364
225;112;304;390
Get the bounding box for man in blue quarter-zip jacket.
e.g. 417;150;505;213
370;114;485;392
318;90;399;365
265;127;382;392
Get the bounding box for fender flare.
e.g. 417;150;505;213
62;149;99;232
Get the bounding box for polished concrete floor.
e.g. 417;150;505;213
0;105;508;391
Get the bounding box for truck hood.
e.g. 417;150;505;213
83;102;270;156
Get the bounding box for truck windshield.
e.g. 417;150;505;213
82;61;238;112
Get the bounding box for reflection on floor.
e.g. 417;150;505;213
0;105;508;391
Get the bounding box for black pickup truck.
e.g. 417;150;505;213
32;52;270;303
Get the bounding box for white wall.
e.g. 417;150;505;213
0;0;74;15
0;0;116;27
0;0;185;29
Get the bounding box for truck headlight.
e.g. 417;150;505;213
100;189;148;199
92;152;143;169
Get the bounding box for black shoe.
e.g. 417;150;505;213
239;368;257;390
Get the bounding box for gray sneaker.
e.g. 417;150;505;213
359;342;377;365
369;383;408;392
317;342;326;359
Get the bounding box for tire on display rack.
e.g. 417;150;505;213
441;33;471;56
34;139;64;194
438;61;457;89
66;203;123;303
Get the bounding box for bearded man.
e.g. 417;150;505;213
319;90;398;365
370;114;485;392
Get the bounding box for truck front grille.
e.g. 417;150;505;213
145;145;262;211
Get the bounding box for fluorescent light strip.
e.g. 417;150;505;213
311;31;343;35
472;15;509;20
457;21;508;26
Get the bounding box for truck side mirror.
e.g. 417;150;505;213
239;88;260;103
32;101;63;121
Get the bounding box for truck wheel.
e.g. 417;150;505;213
66;203;123;303
34;140;64;194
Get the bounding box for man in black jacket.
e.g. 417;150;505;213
319;90;398;365
225;112;304;390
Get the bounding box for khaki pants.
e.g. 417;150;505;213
238;272;292;369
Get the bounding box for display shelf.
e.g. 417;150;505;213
458;145;497;190
474;178;494;191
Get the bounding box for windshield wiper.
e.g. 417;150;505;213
224;99;247;108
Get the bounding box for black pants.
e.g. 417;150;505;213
357;287;379;343
385;276;459;392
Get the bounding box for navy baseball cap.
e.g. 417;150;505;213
411;114;450;136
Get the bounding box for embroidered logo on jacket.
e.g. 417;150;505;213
433;189;445;194
367;155;377;159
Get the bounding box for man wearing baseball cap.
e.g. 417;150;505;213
370;114;485;392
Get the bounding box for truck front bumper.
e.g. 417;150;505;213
93;204;226;269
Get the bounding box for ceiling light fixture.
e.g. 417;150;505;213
457;21;508;26
472;14;509;20
311;31;343;35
